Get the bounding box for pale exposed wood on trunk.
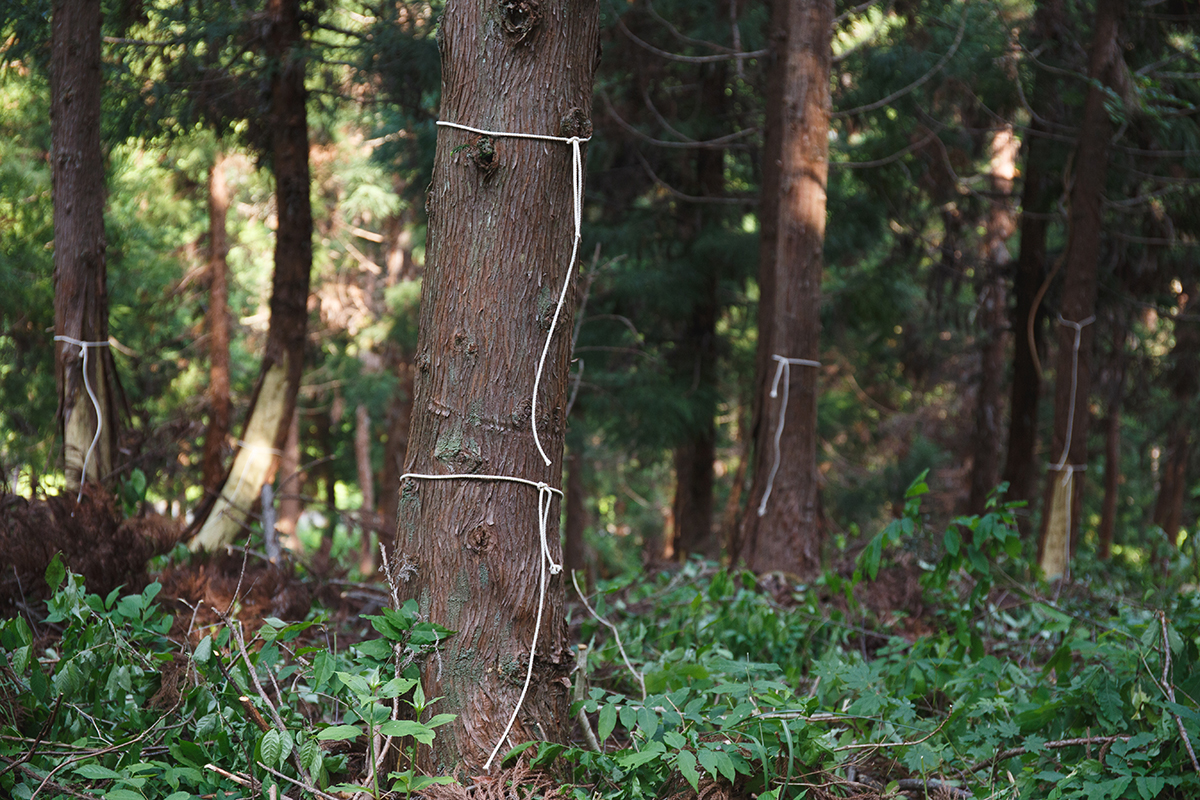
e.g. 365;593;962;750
739;0;833;577
52;0;118;492
188;0;313;550
392;0;600;773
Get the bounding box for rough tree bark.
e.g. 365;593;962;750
392;0;600;774
564;445;586;573
1001;0;1065;532
967;127;1018;515
1038;0;1126;579
738;0;833;577
190;0;313;551
202;152;233;496
51;0;119;494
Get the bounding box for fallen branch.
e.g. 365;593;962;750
969;735;1133;773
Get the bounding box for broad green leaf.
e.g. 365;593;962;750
598;704;617;742
45;553;65;590
74;764;123;780
697;747;722;780
104;791;145;800
425;713;455;728
616;749;660;769
1136;776;1166;799
192;635;213;664
676;750;699;792
379;719;436;744
317;724;363;742
261;729;283;768
619;704;637;732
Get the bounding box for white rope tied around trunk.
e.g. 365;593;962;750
1048;315;1096;480
757;355;821;517
398;472;562;771
1043;315;1094;580
54;335;110;502
435;120;588;467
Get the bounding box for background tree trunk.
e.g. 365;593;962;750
564;445;586;573
202;152;233;496
52;0;118;493
967;127;1018;514
355;403;377;574
1038;0;1126;578
392;0;600;773
1152;284;1198;546
190;0;313;550
739;0;833;577
1001;0;1065;534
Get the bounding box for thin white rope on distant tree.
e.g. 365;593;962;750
54;335;110;501
757;355;821;517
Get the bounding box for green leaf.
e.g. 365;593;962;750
1136;776;1165;799
425;713;456;728
500;741;538;767
379;677;418;699
317;724;363;742
300;736;323;777
944;528;961;557
163;793;192;800
616;749;661;769
598;704;617;742
192;635;213;664
677;750;700;792
619;704;637;733
104;791;145;800
261;729;283;769
75;764;123;780
697;747;721;780
312;651;335;691
530;743;564;767
379;719;437;744
45;553;65;591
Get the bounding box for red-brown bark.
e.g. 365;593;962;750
392;0;600;773
51;0;119;492
1038;0;1126;577
967;128;1018;515
739;0;833;577
1001;0;1065;530
202;152;233;496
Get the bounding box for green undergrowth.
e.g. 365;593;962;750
0;555;455;800
548;479;1200;799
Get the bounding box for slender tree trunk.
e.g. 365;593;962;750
669;60;726;561
202;152;233;496
379;360;413;533
355;403;377;574
967;127;1018;514
392;0;600;773
1001;0;1065;531
51;0;118;493
739;0;833;577
276;409;303;551
1098;314;1127;559
190;0;313;550
1038;0;1126;579
564;445;586;573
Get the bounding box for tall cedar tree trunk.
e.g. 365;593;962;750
52;0;119;493
739;0;833;577
1098;315;1127;560
393;0;600;773
670;78;725;559
967;128;1018;514
1001;0;1064;531
1038;0;1126;578
190;0;313;550
202;152;233;495
1152;286;1198;545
